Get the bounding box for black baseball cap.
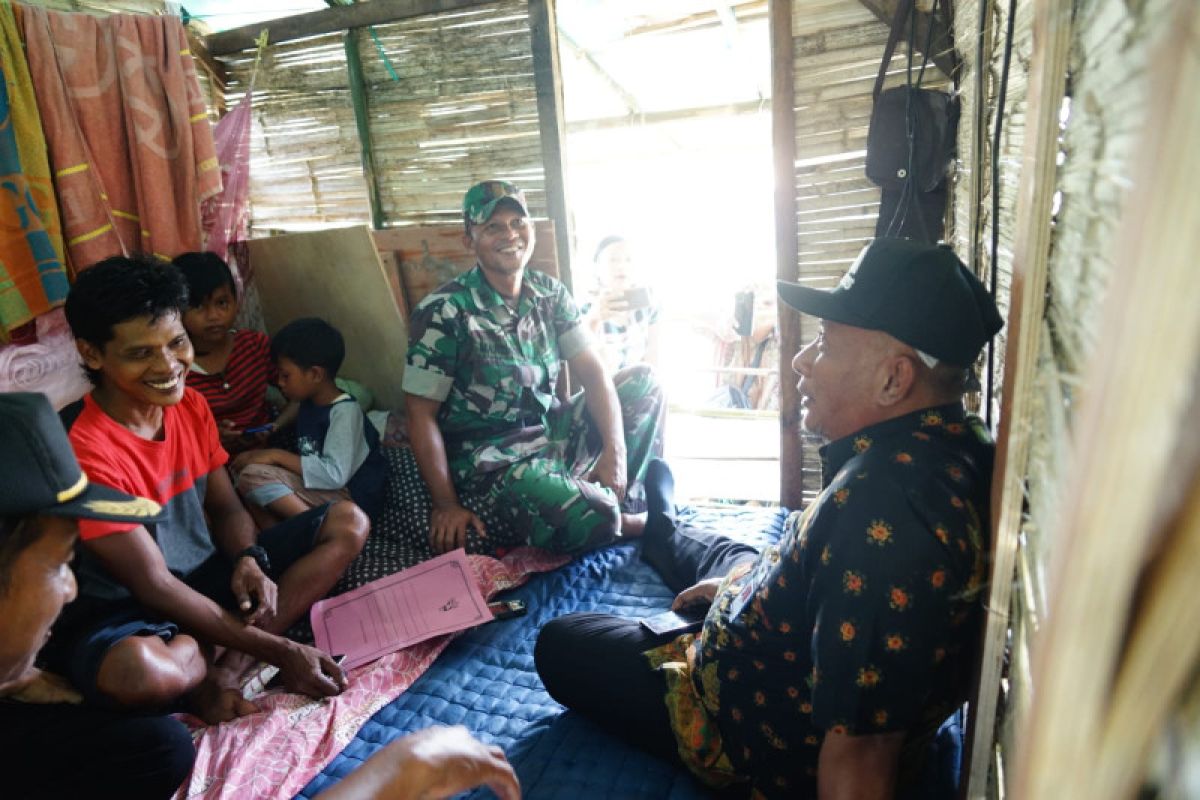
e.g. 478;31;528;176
777;238;1004;367
0;393;165;523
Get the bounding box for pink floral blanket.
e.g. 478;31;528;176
177;548;569;800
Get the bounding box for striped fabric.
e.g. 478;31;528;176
186;329;276;430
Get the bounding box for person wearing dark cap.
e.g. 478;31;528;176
535;238;1004;799
404;180;665;554
0;392;195;799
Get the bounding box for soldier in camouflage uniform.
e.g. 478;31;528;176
403;180;665;554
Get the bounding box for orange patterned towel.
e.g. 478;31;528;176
20;7;220;269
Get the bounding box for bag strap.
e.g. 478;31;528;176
873;0;916;102
873;0;958;101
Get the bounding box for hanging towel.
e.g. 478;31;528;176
0;2;68;339
20;7;220;268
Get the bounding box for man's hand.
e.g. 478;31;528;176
218;419;244;450
672;577;725;611
230;556;277;626
588;447;627;502
277;641;346;698
429;503;486;554
315;725;520;800
0;668;82;705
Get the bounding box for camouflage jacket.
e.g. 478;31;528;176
402;265;589;476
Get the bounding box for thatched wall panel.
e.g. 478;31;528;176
348;0;546;227
224;32;371;232
788;0;948;502
962;0;1176;794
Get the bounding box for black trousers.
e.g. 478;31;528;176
0;701;195;799
534;512;759;771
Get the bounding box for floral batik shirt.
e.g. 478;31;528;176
646;404;994;798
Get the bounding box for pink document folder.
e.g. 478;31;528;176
310;549;491;670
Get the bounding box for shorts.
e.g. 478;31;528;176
40;504;331;702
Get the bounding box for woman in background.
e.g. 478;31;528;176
586;236;659;373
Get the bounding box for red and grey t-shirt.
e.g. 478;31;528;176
68;388;229;601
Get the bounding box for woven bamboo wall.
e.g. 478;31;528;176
951;0;1032;428
355;0;546;226
789;0;949;502
963;0;1176;795
222;34;371;233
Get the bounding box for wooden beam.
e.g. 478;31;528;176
344;31;384;230
206;0;490;56
963;0;1075;795
856;0;957;79
528;0;573;291
567;98;768;134
558;28;642;117
769;0;802;510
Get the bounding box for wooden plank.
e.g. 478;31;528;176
527;0;573;291
207;0;492;56
770;0;803;509
963;0;1076;795
344;31;383;230
1017;6;1200;798
246;226;409;412
371;220;558;313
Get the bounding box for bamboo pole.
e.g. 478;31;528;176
528;0;573;291
207;0;492;56
770;0;802;509
344;31;384;230
1015;6;1200;798
963;0;1074;794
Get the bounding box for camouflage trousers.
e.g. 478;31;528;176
460;364;665;553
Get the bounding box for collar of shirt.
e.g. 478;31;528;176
818;402;968;484
461;264;554;316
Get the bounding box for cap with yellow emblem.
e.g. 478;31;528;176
0;393;165;524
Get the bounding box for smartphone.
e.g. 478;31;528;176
489;599;528;621
242;423;272;435
624;286;653;309
640;607;706;637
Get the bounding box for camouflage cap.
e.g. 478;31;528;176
463;180;530;229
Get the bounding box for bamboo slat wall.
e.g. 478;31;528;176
221;34;371;233
962;0;1177;795
355;0;547;226
789;0;948;503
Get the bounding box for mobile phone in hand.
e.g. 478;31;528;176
640;607;706;637
242;423;272;435
489;599;527;621
624;286;653;309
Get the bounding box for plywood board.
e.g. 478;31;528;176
247;225;408;413
372;220;558;313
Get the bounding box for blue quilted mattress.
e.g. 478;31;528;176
298;505;962;799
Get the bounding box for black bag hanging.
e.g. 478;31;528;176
865;0;959;242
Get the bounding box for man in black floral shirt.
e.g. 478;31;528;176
536;238;1004;799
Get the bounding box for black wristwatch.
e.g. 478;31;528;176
235;545;271;574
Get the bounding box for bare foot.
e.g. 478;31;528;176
620;512;647;538
188;674;257;724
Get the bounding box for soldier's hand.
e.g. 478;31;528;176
589;448;627;502
430;503;486;554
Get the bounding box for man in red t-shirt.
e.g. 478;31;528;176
45;255;369;722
